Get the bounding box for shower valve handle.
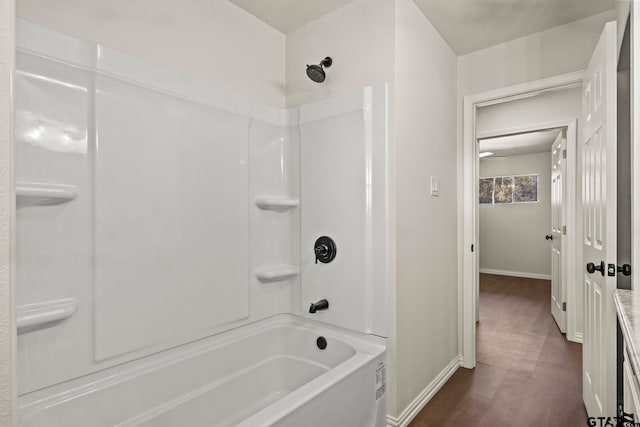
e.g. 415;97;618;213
314;236;337;264
315;244;329;256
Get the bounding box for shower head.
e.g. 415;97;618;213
306;57;332;83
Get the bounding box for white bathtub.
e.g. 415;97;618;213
18;314;387;427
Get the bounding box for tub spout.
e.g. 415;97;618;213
309;299;329;314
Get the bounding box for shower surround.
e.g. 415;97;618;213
15;19;388;426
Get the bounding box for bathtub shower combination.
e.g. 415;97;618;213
15;20;388;427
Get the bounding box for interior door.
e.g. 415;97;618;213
551;132;567;332
582;21;617;418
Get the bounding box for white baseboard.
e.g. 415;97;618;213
386;355;462;427
569;332;583;344
479;268;551;281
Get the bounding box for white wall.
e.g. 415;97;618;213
284;0;395;108
479;152;552;276
0;0;14;424
16;0;286;107
393;0;458;419
457;10;615;97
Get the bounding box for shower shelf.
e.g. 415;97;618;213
255;265;299;283
16;182;78;207
255;198;299;212
17;298;78;333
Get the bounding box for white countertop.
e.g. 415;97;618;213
614;289;640;377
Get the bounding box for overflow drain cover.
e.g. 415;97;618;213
317;336;327;350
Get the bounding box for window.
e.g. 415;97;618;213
514;175;538;202
479;178;494;204
479;175;538;204
494;176;513;203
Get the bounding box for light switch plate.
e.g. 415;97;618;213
430;176;439;196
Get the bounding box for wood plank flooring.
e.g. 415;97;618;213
409;274;586;427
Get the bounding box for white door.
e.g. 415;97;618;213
551;132;566;332
582;21;617;418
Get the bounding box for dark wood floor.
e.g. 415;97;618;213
409;274;586;427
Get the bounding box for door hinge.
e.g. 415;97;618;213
562;302;567;312
471;244;474;252
562;225;567;235
562;149;567;159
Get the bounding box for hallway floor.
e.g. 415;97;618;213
409;274;586;427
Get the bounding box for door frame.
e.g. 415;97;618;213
0;0;17;424
459;71;583;368
632;0;640;295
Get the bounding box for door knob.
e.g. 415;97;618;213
618;264;632;276
545;235;553;240
607;263;632;277
586;261;605;276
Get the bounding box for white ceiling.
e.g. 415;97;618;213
229;0;614;54
479;129;561;158
229;0;356;34
412;0;615;54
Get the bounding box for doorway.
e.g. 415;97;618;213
459;74;582;369
477;128;566;329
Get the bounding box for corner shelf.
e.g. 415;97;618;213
255;197;299;212
17;298;78;333
16;182;78;207
255;265;299;283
